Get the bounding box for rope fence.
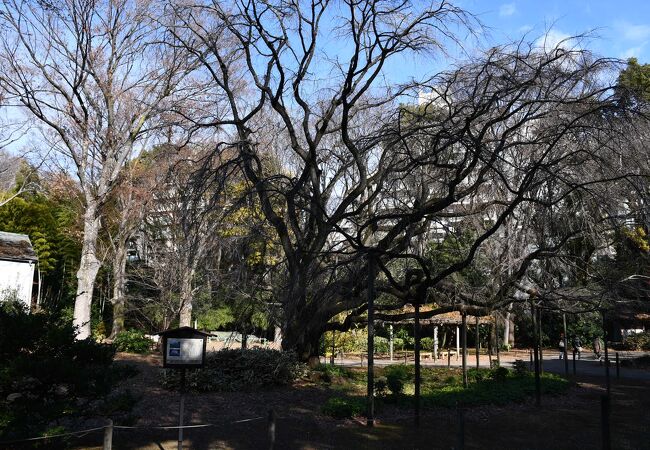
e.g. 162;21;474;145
0;415;270;449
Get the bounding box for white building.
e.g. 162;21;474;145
0;231;38;309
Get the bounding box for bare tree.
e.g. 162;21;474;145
0;0;197;338
167;0;645;360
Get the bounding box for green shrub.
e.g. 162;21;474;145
491;366;510;382
161;348;306;392
321;397;365;419
467;368;487;382
0;303;126;440
384;364;410;395
420;337;436;351
374;336;389;354
312;363;353;382
374;376;388;397
512;359;529;377
113;329;153;354
621;332;650;351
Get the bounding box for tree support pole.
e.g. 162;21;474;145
563;313;569;375
602;311;610;398
475;316;480;369
414;302;421;426
366;255;376;427
461;312;468;387
531;303;541;407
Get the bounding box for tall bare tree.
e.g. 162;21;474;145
0;0;196;338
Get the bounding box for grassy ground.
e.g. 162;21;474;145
314;364;570;417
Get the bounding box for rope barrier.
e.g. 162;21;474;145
0;425;106;445
0;416;270;444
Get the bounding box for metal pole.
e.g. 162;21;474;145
366;255;376;427
389;324;394;362
603;312;610;398
103;419;113;450
538;308;543;374
531;304;540;407
495;315;501;367
330;331;335;365
414;302;421;426
616;353;620;379
456;325;460;361
475;316;480;369
563;314;569;375
178;368;186;450
461;313;468;387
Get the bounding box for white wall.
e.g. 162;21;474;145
0;260;34;309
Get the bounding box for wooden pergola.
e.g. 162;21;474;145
379;306;494;362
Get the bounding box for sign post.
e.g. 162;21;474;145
156;327;212;450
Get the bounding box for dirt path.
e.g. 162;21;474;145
68;353;650;450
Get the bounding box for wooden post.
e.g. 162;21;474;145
366;255;376;427
330;331;335;365
178;368;186;450
529;348;533;370
475;316;480;369
268;409;276;450
563;314;569;375
447;339;451;368
461;312;468;387
530;304;541;407
414;302;421;426
103;419;113;450
456;325;460;361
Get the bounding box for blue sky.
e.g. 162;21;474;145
472;0;650;61
380;1;650;84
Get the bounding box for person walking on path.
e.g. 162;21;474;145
559;333;566;359
593;336;603;362
572;335;582;360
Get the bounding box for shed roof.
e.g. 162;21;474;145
0;231;37;262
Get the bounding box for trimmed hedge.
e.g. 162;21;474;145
160;348;306;391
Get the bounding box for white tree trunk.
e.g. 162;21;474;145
179;267;195;327
73;201;101;340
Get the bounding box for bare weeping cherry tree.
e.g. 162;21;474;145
355;43;648;328
166;0;478;359
167;0;645;359
0;0;197;338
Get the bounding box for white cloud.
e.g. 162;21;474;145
499;3;516;17
615;21;650;41
518;25;534;34
536;29;572;51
